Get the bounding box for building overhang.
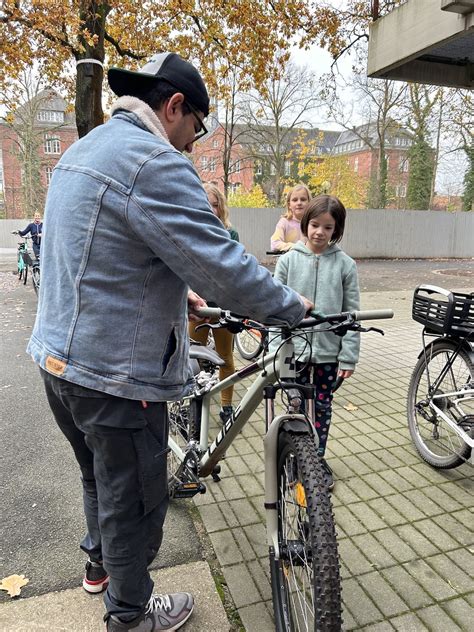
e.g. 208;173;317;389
367;0;474;89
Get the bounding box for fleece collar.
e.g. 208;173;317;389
111;96;170;144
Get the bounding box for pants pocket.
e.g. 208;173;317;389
132;425;169;515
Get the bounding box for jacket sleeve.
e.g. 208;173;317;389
271;219;293;252
127;151;305;327
274;253;289;285
18;224;32;237
338;260;360;370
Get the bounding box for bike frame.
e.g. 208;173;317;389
168;334;317;558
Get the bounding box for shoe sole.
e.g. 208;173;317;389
83;576;109;594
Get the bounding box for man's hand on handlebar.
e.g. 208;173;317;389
187;290;209;322
299;294;314;316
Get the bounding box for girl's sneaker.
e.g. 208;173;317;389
83;559;109;594
219;405;234;424
105;592;194;631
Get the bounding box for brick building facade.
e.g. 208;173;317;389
0;89;77;219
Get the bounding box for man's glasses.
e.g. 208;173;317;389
185;101;208;142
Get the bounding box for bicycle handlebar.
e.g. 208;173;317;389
195;307;394;327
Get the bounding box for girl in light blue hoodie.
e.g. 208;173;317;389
273;195;360;489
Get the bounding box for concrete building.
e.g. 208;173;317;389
368;0;474;89
0;89;77;219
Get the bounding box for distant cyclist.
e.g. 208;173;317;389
19;212;42;259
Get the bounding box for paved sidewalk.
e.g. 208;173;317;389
190;289;473;631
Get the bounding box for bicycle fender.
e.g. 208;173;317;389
281;419;311;434
418;338;474;364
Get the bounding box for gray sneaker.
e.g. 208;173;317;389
105;592;194;631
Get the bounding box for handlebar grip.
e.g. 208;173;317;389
353;309;394;321
194;306;222;319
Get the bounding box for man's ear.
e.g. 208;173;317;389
164;93;185;123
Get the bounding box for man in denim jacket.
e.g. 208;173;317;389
27;53;310;631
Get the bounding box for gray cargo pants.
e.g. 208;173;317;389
40;369;169;622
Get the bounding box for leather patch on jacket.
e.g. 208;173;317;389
45;355;67;376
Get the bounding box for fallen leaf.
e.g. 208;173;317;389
343;402;359;411
0;574;29;597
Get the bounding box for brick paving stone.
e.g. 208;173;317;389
348;502;387;531
225;455;251;476
246;559;272;602
339;454;374;476
238;603;275;632
414;518;463;553
361;472;398;497
217;476;247;501
439;481;474;508
359;622;395;631
334;457;365;479
332;482;361;505
416;605;463;631
338;538;374;576
235;473;264;497
389;613;428;631
357;451;390;473
432;513;473;547
231;527;257;561
372;528;417;564
395;466;433;489
199;503;230;533
380;566;432;609
375;451;406;469
333;505;367;536
445;548;474;588
441;597;473;630
228;498;260;527
358;571;409;617
402;489;444;517
402;559;458;601
420;485;464;513
342;603;359;630
396;524;440;557
367;498;408;527
209;530;243;566
352;533;398;569
344;476;381;501
389;446;422;466
243;523;268;559
378;469;414;493
241;451;265;474
222;564;260;608
342;577;384;627
385;493;426;522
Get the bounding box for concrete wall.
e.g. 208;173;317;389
1;210;473;260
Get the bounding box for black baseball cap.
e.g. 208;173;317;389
108;52;210;116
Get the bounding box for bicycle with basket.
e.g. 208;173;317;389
407;285;474;469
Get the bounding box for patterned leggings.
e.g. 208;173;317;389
296;362;338;456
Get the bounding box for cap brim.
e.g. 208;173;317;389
108;67;159;97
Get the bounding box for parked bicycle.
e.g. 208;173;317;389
12;232;40;294
168;305;393;631
407;285;473;469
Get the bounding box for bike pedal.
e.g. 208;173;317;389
173;481;207;498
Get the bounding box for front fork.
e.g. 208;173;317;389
263;382;317;559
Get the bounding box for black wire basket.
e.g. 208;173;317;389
412;285;474;338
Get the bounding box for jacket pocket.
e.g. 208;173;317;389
132;405;169;514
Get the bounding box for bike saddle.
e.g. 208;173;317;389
189;344;226;366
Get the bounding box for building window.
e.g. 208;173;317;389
44;134;61;154
234;160;241;173
45;166;54;184
255;161;263;176
212;139;219;149
38;110;64;123
396;184;407;197
284;160;291;176
354;157;359;173
209;158;216;173
200;156;208;170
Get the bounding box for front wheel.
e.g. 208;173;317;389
271;431;342;631
235;324;265;360
407;340;473;469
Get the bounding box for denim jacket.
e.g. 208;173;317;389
27;97;305;401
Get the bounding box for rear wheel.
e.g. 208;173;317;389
167;399;201;495
270;431;342;631
235;324;265;360
407;340;473;469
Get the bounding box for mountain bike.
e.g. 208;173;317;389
168;305;393;631
407;285;473;469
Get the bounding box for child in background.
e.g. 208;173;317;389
273;194;360;489
270;184;311;252
19;212;43;259
189;183;239;423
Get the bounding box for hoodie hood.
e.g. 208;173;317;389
292;241;341;257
